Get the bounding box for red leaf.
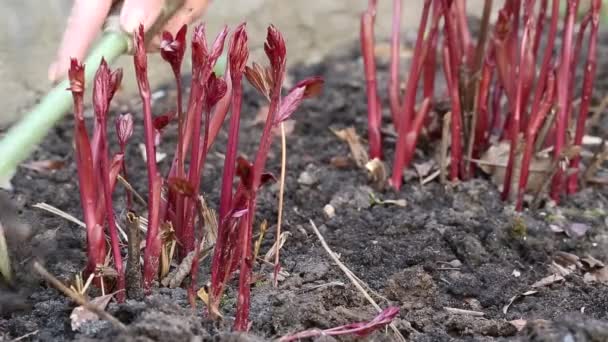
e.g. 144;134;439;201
115;113;134;148
93;58;111;119
229;23;249;76
236;156;254;190
244;62;272;100
292;76;324;99
168;177;195;197
275;86;305;124
67;59;85;94
264;25;287;76
153;114;171;131
133;24;149;93
206;73;228;109
160;24;188;72
108;68;123;103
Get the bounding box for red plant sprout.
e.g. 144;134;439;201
68;58;127;300
568;0;601;194
219;23;248;222
93;59;126;301
115;113;134;208
361;0;382;160
67;60;106;282
278;306;400;341
132;25;163;292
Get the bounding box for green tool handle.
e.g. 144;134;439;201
0;32;129;179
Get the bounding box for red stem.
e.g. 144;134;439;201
388;0;402;126
568;0;601;193
533;0;549;58
442;46;463;181
516;70;556;210
361;8;383;160
234;205;253;331
550;0;578;201
98;123;125;302
502;16;532;201
219;74;243;221
390;0;432;189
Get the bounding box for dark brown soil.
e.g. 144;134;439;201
2;32;608;342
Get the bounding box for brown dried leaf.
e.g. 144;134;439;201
503;290;538;314
583;267;608;285
509;319;528;332
22;160;65;172
331;127;369;168
478;141;552;200
198;285;223;318
531;274;564;288
70;293;114;331
581;256;605;270
330;156;354;169
365;158;387;188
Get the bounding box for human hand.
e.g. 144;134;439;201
48;0;210;83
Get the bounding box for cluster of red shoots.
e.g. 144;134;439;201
67;23;322;330
361;0;601;210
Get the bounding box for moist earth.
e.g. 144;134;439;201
2;33;608;341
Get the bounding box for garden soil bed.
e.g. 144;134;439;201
2;33;608;341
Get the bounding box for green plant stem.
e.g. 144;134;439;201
0;32;128;180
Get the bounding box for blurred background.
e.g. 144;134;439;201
0;0;494;127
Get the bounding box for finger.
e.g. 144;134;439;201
120;0;164;34
148;0;211;49
48;0;113;82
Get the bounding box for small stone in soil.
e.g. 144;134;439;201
323;204;336;219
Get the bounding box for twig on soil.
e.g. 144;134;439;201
9;329;39;342
33;202;85;228
308;220;406;342
274;122;288;287
116;174;147;206
32;261;127;332
444;307;485;316
33;202;128;242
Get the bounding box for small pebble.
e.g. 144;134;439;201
448;259;462;268
298;171;317;186
323;204;336;219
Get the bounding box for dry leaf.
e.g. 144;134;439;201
198;286;223;318
414;160;436;179
581;256;604;269
264;232;291;262
509;319;528;332
583;267;608;285
365;158;387;188
478;141;552;200
531;274;564;288
503;290;538;314
330;156;354;169
70;293;114;331
22;159;65;172
332;127;369;168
